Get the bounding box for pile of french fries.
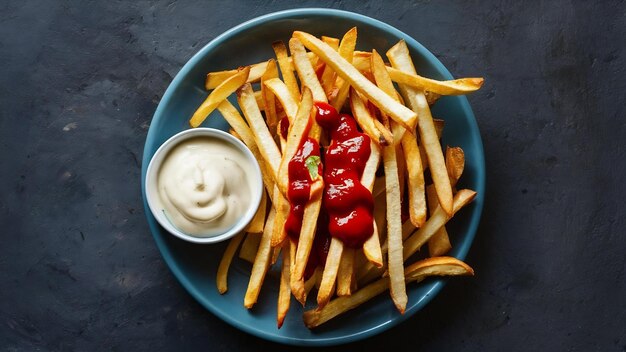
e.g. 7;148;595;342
188;28;484;328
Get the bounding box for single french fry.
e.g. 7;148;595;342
401;132;427;227
330;27;358;110
216;232;245;294
349;88;393;146
317;237;344;308
337;248;356;296
371;48;407;312
263;78;299;122
362;219;383;268
290;38;327;103
271;187;290;247
277;88;314;194
261;59;279;129
254;90;265;111
205;62;265;90
239;232;261;264
387;41;453;216
217;100;275;196
382;141;407;313
304;268;319;296
244;207;276;308
271;246;281;266
272;41;301;101
320;37;340;97
277;241;291;328
446;146;465;188
351;51;371;72
190;66;250;127
404;256;474;281
245;190;267;233
386;66;484;95
403;189;476;261
426;185;452;257
416;94;453;215
304;256;474;328
361;141;383;267
237;83;282;183
293;31;417;129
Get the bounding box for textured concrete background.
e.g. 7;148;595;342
1;1;625;351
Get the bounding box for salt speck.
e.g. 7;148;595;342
63;122;78;131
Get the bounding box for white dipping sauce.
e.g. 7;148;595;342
156;137;255;237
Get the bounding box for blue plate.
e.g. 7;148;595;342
141;8;485;346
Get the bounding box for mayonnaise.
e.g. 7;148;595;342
156;137;256;237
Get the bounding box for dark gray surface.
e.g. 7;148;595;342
1;1;625;351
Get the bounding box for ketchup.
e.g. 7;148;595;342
315;102;374;248
284;138;321;241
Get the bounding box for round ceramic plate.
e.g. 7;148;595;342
141;8;485;346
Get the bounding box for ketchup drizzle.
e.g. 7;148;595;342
315;102;374;248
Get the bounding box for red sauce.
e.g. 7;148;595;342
284;138;321;241
315;102;374;248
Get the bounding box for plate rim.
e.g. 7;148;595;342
141;7;485;346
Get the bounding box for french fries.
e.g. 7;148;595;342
198;28;483;328
237;83;282;183
387;40;454;216
293;31;418;130
382;140;407;313
290;38;327;103
260;60;279;129
349;88;393;146
239;232;261;263
303;257;474;328
386;67;484;95
277;241;291;328
402;132;427;227
245;190;267;233
264;77;298;122
190;66;250;127
272;41;301;101
403;189;477;261
244;207;276;308
205;52;318;90
330;27;358;110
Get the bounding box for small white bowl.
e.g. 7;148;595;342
145;128;263;244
